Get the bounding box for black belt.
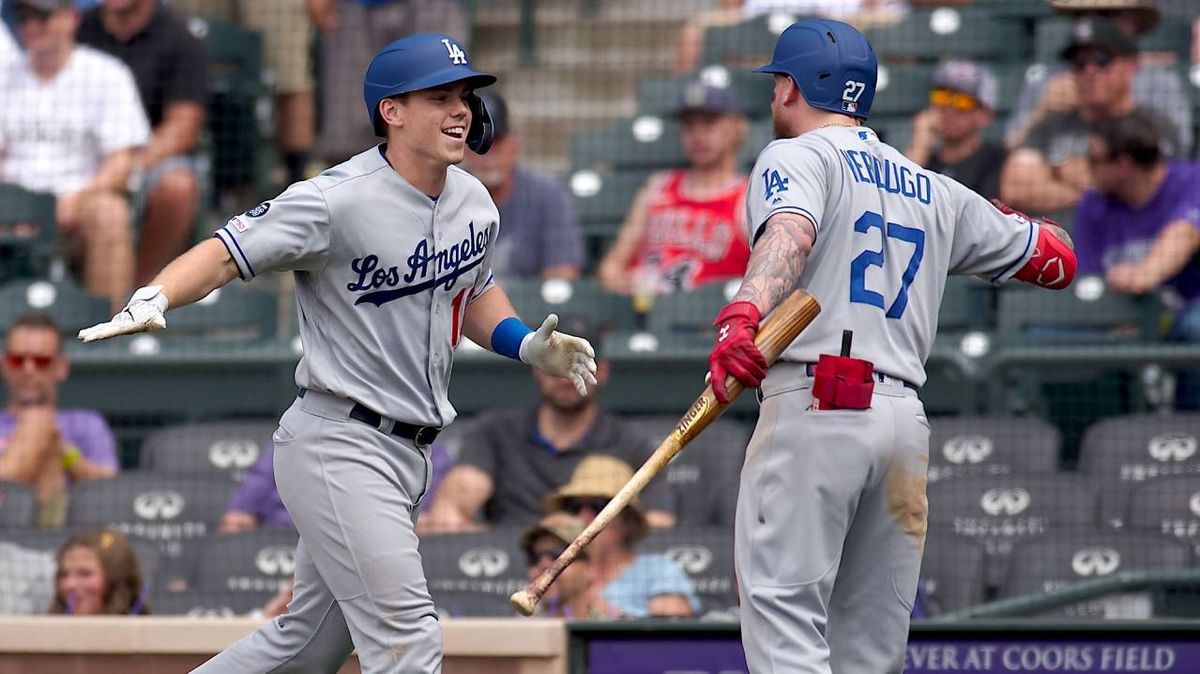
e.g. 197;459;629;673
802;363;919;392
297;388;441;445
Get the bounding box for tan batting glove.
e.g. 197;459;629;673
77;285;169;342
519;314;598;397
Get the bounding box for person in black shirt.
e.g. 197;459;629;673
77;0;208;284
905;59;1008;200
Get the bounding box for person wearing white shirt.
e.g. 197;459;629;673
0;0;149;309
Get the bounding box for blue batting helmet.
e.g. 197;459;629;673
754;19;878;119
363;33;498;153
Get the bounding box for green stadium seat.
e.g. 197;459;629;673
871;64;935;117
569;169;649;230
646;282;735;338
967;0;1053;21
571;116;773;174
701;13;813;69
0;183;57;282
165;283;278;343
995;281;1163;344
186;16;270;195
502;278;635;335
636;67;775;119
867;8;1029;63
0;278;111;335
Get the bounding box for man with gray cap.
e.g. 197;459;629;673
906;59;1008;200
598;80;750;295
461;91;584;281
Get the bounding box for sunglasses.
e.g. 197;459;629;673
1070;51;1117;72
525;544;570;567
561;497;609;515
14;7;54;24
4;353;54;370
929;89;981;112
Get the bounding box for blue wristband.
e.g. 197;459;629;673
491;317;533;360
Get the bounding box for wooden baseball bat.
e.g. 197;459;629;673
510;289;821;616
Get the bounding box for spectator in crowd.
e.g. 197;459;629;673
905;59;1007;200
520;512;619;619
49;528;150;615
1075;111;1200;405
999;17;1180;215
219;439;455;533
424;318;675;532
461;91;584;281
1006;0;1191;154
546;456;698;618
171;0;315;187
0;314;118;528
598;81;750;295
307;0;466;165
78;0;208;285
0;0;149;309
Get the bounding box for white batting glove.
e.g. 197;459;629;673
77;285;169;342
519;314;598;397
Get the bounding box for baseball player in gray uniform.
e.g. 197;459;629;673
78;33;597;673
705;20;1078;673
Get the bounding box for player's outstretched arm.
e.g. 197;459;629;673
78;239;240;342
462;286;597;396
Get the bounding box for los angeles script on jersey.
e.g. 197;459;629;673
348;221;489;307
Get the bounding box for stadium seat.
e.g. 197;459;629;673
867;8;1029;63
502;278;636;335
1000;530;1192;618
0;540;55;614
66;473;233;579
0;277;112;336
622;416;750;528
636;66;774;119
2;527;163;594
968;0;1053;21
569;168;649;232
1034;16;1192;63
918;529;988;616
431;589;517;618
926;415;1060;484
1126;474;1200;555
188;530;299;594
871;65;936;118
639;526;737;615
995;282;1163;343
0;481;37;528
926;473;1099;588
419;528;528;607
645;282;735;339
162;284;278;343
0;183;57;282
700;13;809;69
1077;413;1200;527
570;116;768;174
151;589;275;617
139;419;278;482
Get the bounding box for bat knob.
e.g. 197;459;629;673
510;589;538;616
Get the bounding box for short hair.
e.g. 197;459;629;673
5;313;63;351
1092;110;1167;169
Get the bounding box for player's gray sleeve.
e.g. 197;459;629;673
214;181;332;280
746;139;830;245
948;185;1038;283
469;219;499;302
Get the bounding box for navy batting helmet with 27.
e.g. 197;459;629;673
755;19;878;119
363;33;498;153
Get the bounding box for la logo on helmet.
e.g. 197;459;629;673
442;39;467;65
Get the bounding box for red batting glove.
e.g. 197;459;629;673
708;302;767;404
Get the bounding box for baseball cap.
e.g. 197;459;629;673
674;80;741;117
931;60;998;110
1061;16;1139;60
1051;0;1160;36
12;0;74;12
519;512;587;554
477;91;511;138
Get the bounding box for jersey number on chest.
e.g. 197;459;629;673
849;210;925;319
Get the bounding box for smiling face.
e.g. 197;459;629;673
56;546;106;615
379;81;474;168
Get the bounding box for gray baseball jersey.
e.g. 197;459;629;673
748;126;1038;386
215;146;498;427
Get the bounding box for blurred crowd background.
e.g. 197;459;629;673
2;0;1200;628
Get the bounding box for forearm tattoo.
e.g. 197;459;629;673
734;214;816;314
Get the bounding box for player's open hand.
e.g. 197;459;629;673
77;285;169;342
519;314;598;397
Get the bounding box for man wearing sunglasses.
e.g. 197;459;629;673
519;512;618;619
1001;16;1181;216
906;59;1008;200
0;314;117;528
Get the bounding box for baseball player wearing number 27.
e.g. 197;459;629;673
709;19;1077;673
77;34;597;673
